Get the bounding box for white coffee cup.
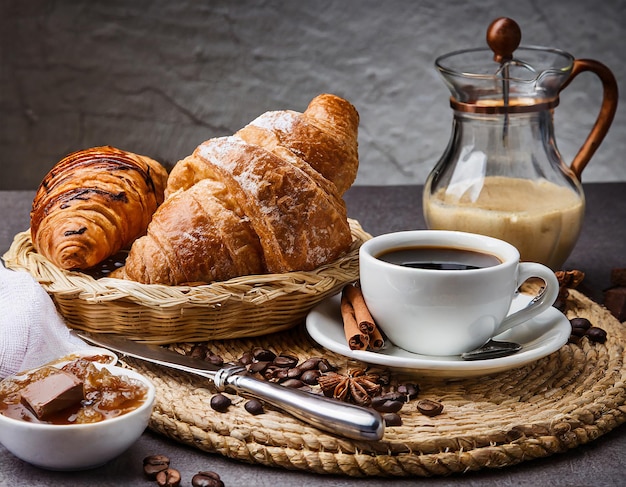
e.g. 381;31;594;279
359;230;559;356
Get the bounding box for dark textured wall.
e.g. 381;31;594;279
1;0;624;190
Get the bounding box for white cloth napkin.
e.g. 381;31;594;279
0;262;95;379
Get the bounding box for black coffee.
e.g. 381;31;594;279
376;246;502;270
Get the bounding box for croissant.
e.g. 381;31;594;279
166;93;359;197
116;94;359;285
30;146;168;270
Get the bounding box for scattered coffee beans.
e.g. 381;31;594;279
272;354;299;368
570;317;592;337
417;399;444;417
191;470;224;487
244;399;264;415
155;467;181;487
143;455;226;487
586;326;607;343
189;344;224;366
248;361;270;374
568;317;607;344
143;455;171;480
185;345;429;427
382;412;402;427
280;378;306;389
397;382;420;401
210;393;231;413
252;347;276;362
190;344;209;360
298;357;323;371
371;396;403;413
299;369;321;385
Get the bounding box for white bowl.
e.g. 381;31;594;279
0;355;155;470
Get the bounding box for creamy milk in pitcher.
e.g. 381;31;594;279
423;18;618;269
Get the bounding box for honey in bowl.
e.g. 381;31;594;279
0;356;148;425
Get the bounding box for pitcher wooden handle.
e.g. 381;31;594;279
560;59;619;180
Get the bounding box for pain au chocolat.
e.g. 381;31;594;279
30;146;168;271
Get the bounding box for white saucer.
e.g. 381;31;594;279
305;293;571;378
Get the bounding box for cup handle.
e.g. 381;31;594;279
495;263;559;335
560;59;619;180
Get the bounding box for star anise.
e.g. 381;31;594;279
556;270;585;289
317;368;381;406
554;270;585;311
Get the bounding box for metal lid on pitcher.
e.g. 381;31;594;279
435;18;575;112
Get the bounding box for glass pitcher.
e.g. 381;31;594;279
423;18;618;270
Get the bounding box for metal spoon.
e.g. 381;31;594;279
461;339;522;361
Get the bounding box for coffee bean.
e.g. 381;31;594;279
397;382;420;401
377;391;406;403
281;378;305;388
417;399;444;417
300;369;321;385
570;317;592;332
372;399;403;413
156;468;181;487
299;357;323;371
190;344;208;360
263;366;280;381
252;348;276;362
570;317;592;337
192;471;224;487
272;368;290;381
586;326;607;343
382;412;402;427
371;396;389;409
244;399;264;415
143;455;170;480
570;327;588;337
317;358;335;373
210;393;231;412
238;351;254;365
249;360;270;374
286;367;302;379
273;354;299;368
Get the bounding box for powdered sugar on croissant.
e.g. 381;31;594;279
117;94;359;285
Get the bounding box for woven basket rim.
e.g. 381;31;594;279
2;218;371;307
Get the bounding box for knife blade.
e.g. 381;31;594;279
73;331;384;441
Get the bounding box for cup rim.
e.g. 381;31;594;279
359;230;520;273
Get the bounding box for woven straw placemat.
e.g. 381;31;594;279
124;288;626;477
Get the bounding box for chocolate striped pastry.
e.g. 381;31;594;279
30;146;168;270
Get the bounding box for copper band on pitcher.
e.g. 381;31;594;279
450;97;560;114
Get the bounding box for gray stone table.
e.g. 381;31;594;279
1;184;625;486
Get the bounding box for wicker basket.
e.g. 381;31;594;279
2;219;370;344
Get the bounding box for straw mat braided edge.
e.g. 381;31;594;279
125;288;626;477
2;219;368;343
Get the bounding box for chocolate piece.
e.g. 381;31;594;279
604;286;626;322
20;368;84;420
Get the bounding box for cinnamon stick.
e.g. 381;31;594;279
344;284;375;334
341;289;369;350
368;323;385;351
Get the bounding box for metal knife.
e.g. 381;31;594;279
73;331;384;441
